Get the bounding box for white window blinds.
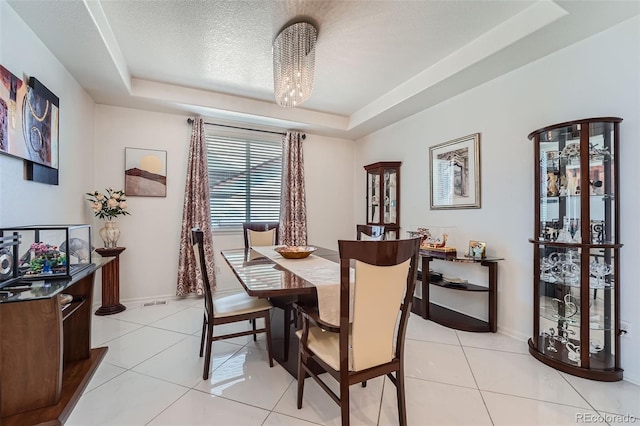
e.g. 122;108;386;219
204;126;282;230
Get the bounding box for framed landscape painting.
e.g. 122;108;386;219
125;147;167;197
429;133;481;209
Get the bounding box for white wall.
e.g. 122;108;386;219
0;2;96;226
93;105;356;298
355;16;640;383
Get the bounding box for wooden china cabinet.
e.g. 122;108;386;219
527;117;623;381
364;162;401;239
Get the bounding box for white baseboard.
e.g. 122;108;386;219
93;288;241;310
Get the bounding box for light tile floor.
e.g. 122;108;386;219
67;296;640;425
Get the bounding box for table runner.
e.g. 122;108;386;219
250;246;353;326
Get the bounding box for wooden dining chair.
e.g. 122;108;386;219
295;237;420;426
242;221;299;360
242;222;280;247
191;227;274;380
356;224;386;241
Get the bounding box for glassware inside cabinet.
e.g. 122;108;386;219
537;244;582;364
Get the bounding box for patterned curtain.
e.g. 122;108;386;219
176;118;216;295
280;131;307;245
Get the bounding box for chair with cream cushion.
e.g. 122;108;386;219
242;221;281;339
295;237;420;426
191;227;273;380
356;224;386;241
242;222;279;247
242;221;296;359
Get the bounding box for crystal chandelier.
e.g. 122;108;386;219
273;22;318;108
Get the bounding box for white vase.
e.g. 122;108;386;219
99;221;120;248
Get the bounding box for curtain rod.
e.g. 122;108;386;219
187;118;306;139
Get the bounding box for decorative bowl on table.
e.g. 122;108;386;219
274;246;317;259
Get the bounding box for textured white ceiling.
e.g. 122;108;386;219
99;0;533;115
7;0;640;138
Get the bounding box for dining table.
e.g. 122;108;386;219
221;245;340;377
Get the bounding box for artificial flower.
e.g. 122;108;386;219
86;188;131;220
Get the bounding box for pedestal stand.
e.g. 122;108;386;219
95;247;126;315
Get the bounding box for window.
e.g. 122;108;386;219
205;125;282;230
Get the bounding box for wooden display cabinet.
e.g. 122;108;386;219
364;161;401;239
527;117;623;381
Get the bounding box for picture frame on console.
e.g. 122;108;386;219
429;133;480;209
467;240;486;258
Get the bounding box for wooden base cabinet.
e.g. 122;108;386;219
0;261;109;424
527;117;623;381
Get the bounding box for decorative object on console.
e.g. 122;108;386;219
86;188;130;248
467;241;486;258
430;133;480;210
125;147;167;197
99;222;121;249
0;225;93;281
408;227;456;256
23;242;66;276
273;21;318;108
0;233;21;287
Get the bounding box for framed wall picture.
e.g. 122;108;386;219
429;133;480;209
125;147;167;197
1;65;60;184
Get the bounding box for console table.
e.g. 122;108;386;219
414;252;503;332
95;247;126;315
0;260;110;425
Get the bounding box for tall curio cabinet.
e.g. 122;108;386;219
527;117;623;381
365;162;401;239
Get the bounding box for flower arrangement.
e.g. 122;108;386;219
86;188;131;220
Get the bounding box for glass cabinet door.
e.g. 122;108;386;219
538;123;582;244
588;246;616;370
367;170;380;224
383;168;397;225
587;121;616;245
537;245;582;364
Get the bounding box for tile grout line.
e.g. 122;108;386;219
456;331;496;426
376;374;387;425
557;371;614;422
